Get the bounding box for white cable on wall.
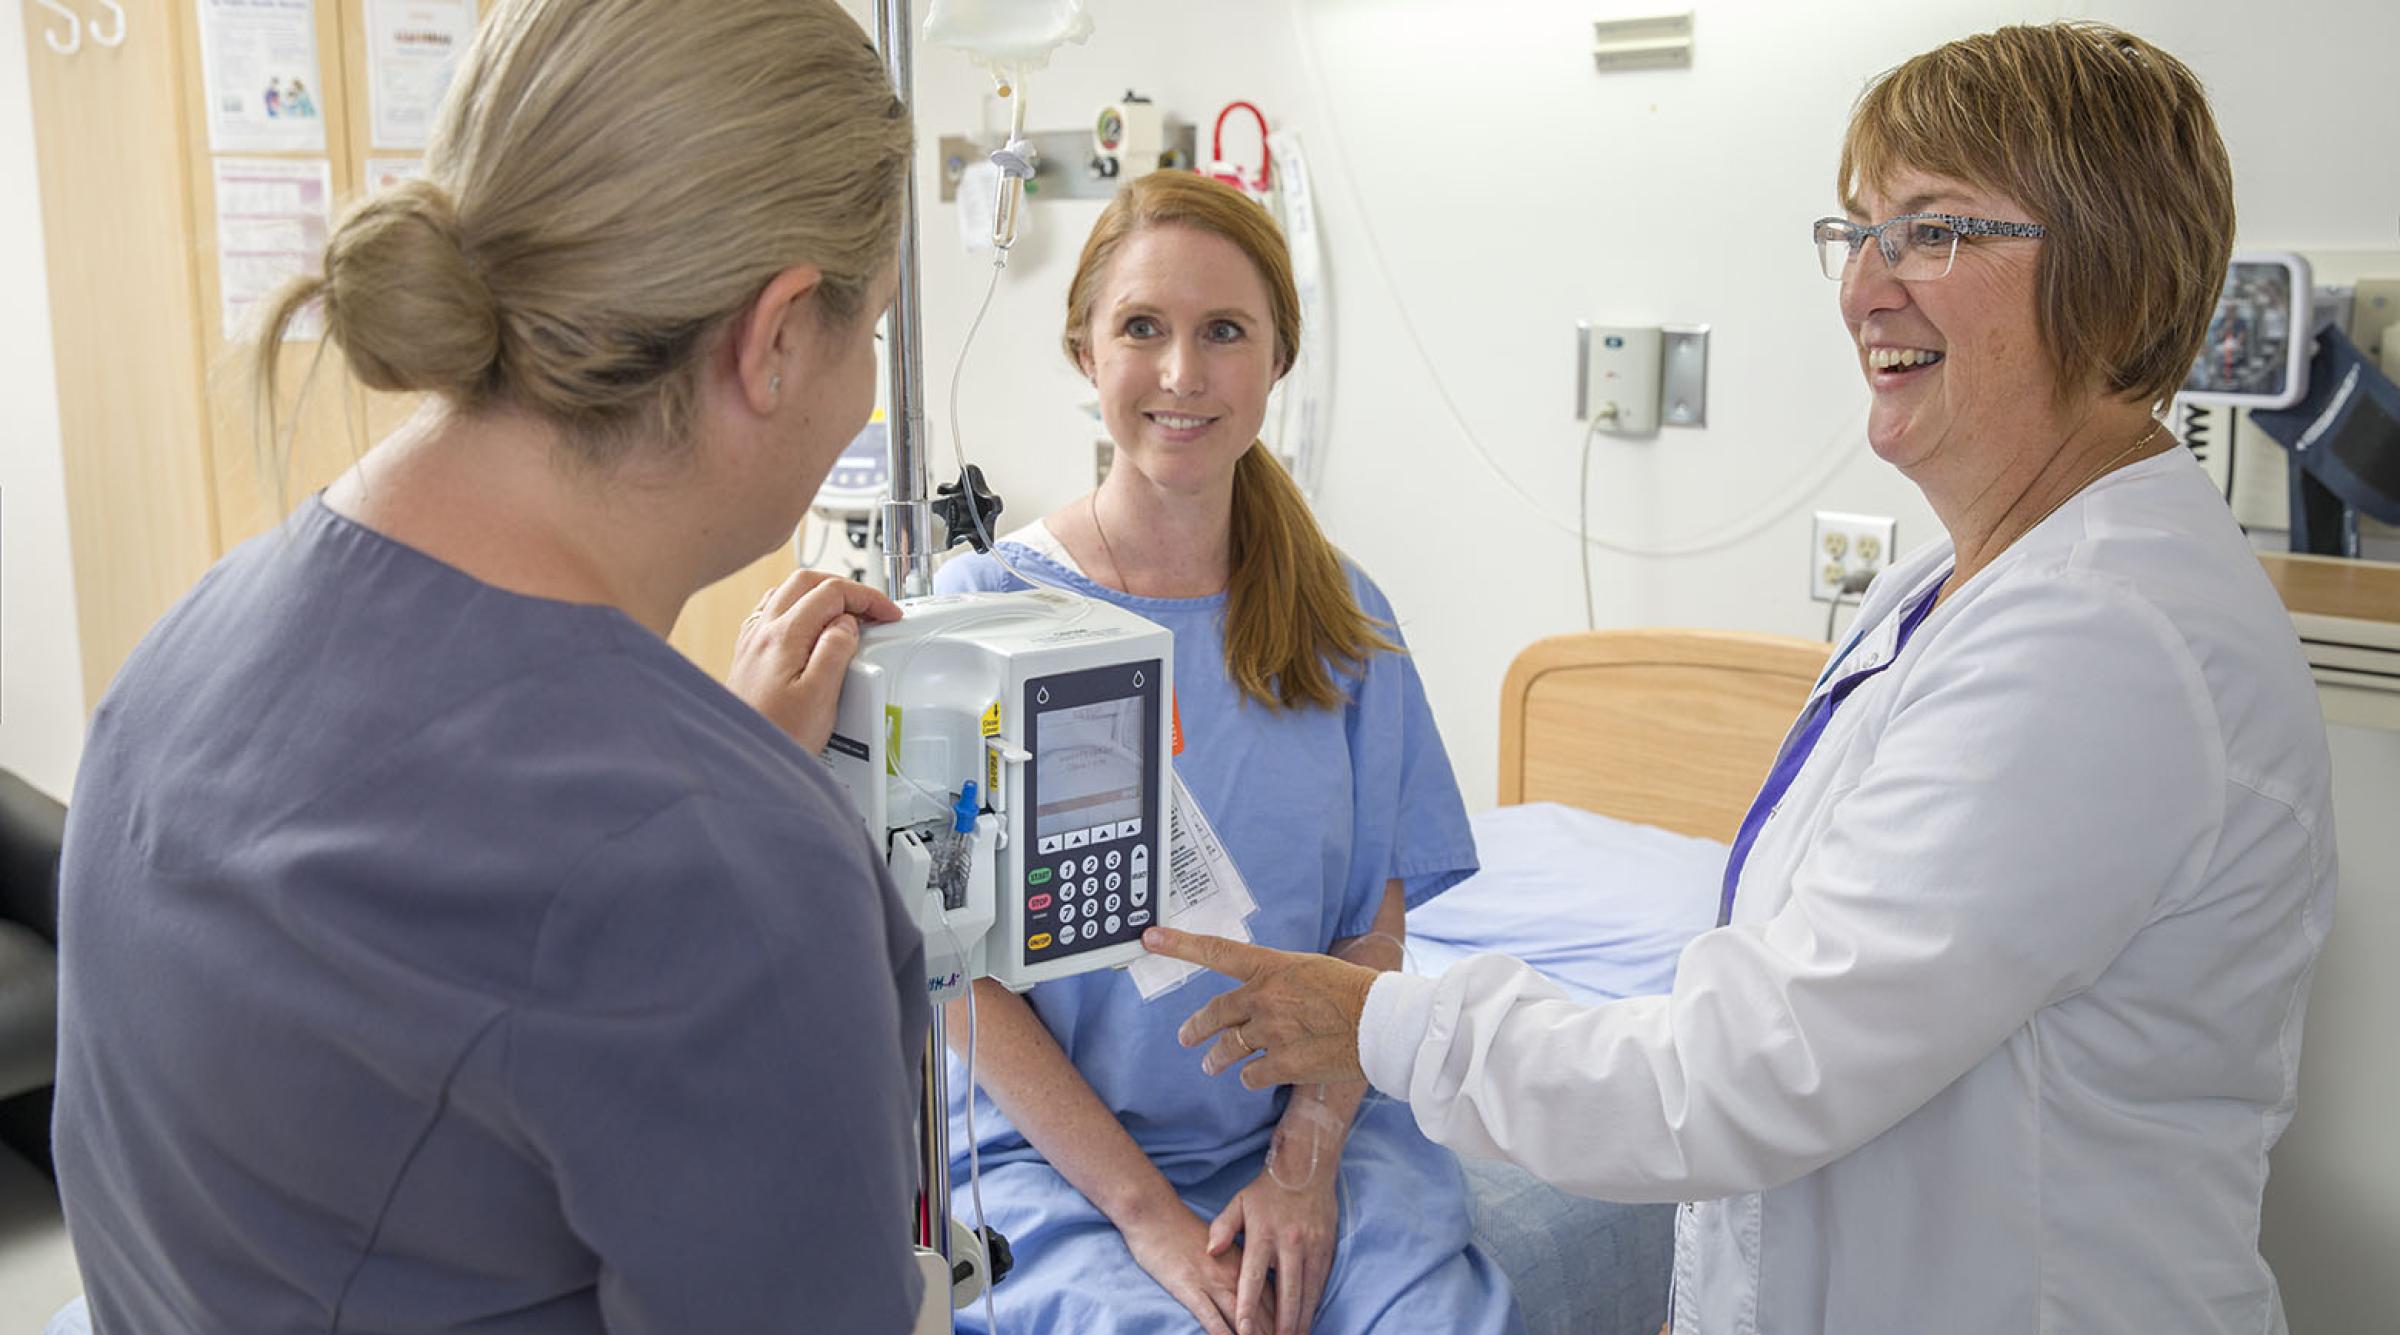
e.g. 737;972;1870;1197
1285;1;1872;562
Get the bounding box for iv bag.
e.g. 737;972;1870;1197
923;0;1093;73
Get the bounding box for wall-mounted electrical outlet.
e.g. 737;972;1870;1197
1810;511;1896;603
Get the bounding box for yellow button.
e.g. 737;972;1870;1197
1028;933;1054;950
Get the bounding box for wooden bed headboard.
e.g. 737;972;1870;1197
1498;629;1832;844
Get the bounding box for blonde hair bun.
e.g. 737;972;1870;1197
251;0;910;466
321;177;500;400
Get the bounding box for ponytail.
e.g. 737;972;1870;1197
1225;443;1397;711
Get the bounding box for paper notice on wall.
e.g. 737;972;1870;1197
1130;773;1259;1001
213;158;333;341
365;157;426;195
366;0;478;150
196;0;326;154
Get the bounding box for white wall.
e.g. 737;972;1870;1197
891;0;2400;807
2263;722;2400;1333
0;0;84;804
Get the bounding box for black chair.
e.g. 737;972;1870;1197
0;769;64;1179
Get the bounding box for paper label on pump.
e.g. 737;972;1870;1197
1130;772;1256;1000
980;700;1002;794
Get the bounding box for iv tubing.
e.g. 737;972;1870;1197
943;242;1083;601
965;968;999;1335
1263;929;1412;1191
989;73;1031;253
935;912;1002;1335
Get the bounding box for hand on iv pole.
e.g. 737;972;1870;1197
727;570;901;752
1149;928;1379;1089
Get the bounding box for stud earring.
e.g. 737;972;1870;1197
769;373;782;393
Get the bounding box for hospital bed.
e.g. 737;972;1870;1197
1403;628;1828;1335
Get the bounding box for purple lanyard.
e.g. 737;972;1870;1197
1716;578;1946;927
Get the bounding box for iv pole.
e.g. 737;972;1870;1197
875;0;939;604
870;0;954;1286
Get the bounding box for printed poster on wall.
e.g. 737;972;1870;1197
365;157;427;195
213;158;334;341
366;0;478;150
196;0;326;154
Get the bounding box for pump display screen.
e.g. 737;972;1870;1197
1021;660;1163;963
1033;698;1145;842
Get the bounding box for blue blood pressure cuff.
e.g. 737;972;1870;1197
2250;324;2400;543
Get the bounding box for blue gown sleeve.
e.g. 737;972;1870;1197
1338;566;1479;937
932;550;1022;595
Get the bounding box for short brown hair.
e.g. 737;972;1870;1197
1062;172;1393;712
1840;22;2234;407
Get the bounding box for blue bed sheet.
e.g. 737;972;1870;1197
1406;802;1725;1005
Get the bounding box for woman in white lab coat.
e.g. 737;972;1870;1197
1147;22;2335;1335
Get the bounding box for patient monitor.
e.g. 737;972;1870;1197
823;589;1172;997
2181;253;2313;409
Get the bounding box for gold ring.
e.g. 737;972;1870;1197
1233;1024;1255;1056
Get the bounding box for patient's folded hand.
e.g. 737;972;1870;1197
1121;1202;1266;1335
1212;1158;1340;1335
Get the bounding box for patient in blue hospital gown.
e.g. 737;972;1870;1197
938;544;1525;1334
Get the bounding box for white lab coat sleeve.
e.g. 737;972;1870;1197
1357;572;2226;1202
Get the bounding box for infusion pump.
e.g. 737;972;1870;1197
822;589;1173;995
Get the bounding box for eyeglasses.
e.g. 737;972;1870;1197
1813;212;2047;281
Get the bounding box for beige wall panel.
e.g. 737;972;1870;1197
671;547;803;685
24;0;219;706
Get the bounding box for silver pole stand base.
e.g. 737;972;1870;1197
910;1219;996;1333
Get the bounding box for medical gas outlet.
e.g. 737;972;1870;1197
1810;511;1897;603
1092;93;1160;179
